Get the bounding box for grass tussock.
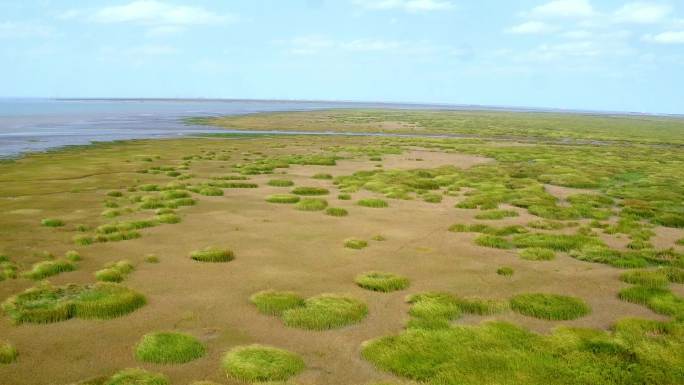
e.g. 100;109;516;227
0;257;18;281
105;368;168;385
510;293;590;320
135;331;206;364
406;292;463;330
496;266;514;276
0;340;17;364
95;260;134;283
326;207;348;217
65;250;82;262
250;290;305;316
266;194;300;204
338;193;352;200
475;235;513;249
620;269;670;288
267;179;294;187
519;247;556;261
222;344;305;382
190;247;235;262
358;198;389;208
282;294;368;330
41;218;64;227
475;210;519;220
2;282;146;324
312;173;333;179
344;238;368;249
355;271;410;292
361;317;684;385
512;233;602;252
291;186;329;196
22;259;76;280
295;198;328;211
618;286;684;319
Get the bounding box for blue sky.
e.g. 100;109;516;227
1;0;683;113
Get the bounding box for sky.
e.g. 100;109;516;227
1;0;683;114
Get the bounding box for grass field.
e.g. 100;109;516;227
1;109;683;384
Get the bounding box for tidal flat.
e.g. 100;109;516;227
1;109;684;385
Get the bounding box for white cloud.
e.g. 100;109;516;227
614;2;671;24
283;35;454;56
643;31;684;44
62;1;233;26
353;0;454;12
529;0;596;19
0;21;53;39
506;21;557;34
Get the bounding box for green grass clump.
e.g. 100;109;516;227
338;193;352;200
2;282;145;324
266;194;300;204
0;258;18;281
677;238;684;246
107;190;123;197
406;292;463;329
267;179;294;187
135;331;206;364
95;260;134;282
210;181;258;189
312;173;333;179
105;368;168;385
291;186;329;195
361;317;684;385
41;218;64;227
145;254;160;263
22;259;76;280
475;235;513;249
344;238;368;249
512;233;602;252
222;344;305;382
358;198;388;208
372;234;387;241
190;247;235;262
282;294;368;330
65;250;82;262
475;210;519;220
138;184;160;192
295;198;328;211
250;290;305;316
519;247;556;261
496;266;514;276
326;207;348;217
73;235;94;246
0;340;17;364
355;271;410;292
510;293;590;320
453;297;509;315
198;186;224;196
155;213;181;224
620;269;670;288
422;193;443;203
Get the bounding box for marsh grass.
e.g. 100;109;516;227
65;250;82;262
358;198;388;208
222;345;305;382
496;267;514;276
475;210;519;220
422;193;443;203
96;260;134;282
372;235;387;241
345;238;368;249
105;368;168;385
475;235;513;249
41;218;64;227
73;235;94;246
22;259;76;280
620;269;670;288
198;186;224;196
190;247;235;262
155;213;181;224
510;293;590;320
282;294;368;330
513;233;602;252
338;193;352;200
292;186;329;195
355;271;409;292
145;254;160;263
0;258;18;281
266;194;300;204
519;248;556;261
250;290;305;316
135;331;206;364
295;198;328;211
267;179;294;187
326;207;348;217
406;292;462;330
210;181;258;189
454;297;509;315
0;340;17;364
312;173;333;180
2;282;145;324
